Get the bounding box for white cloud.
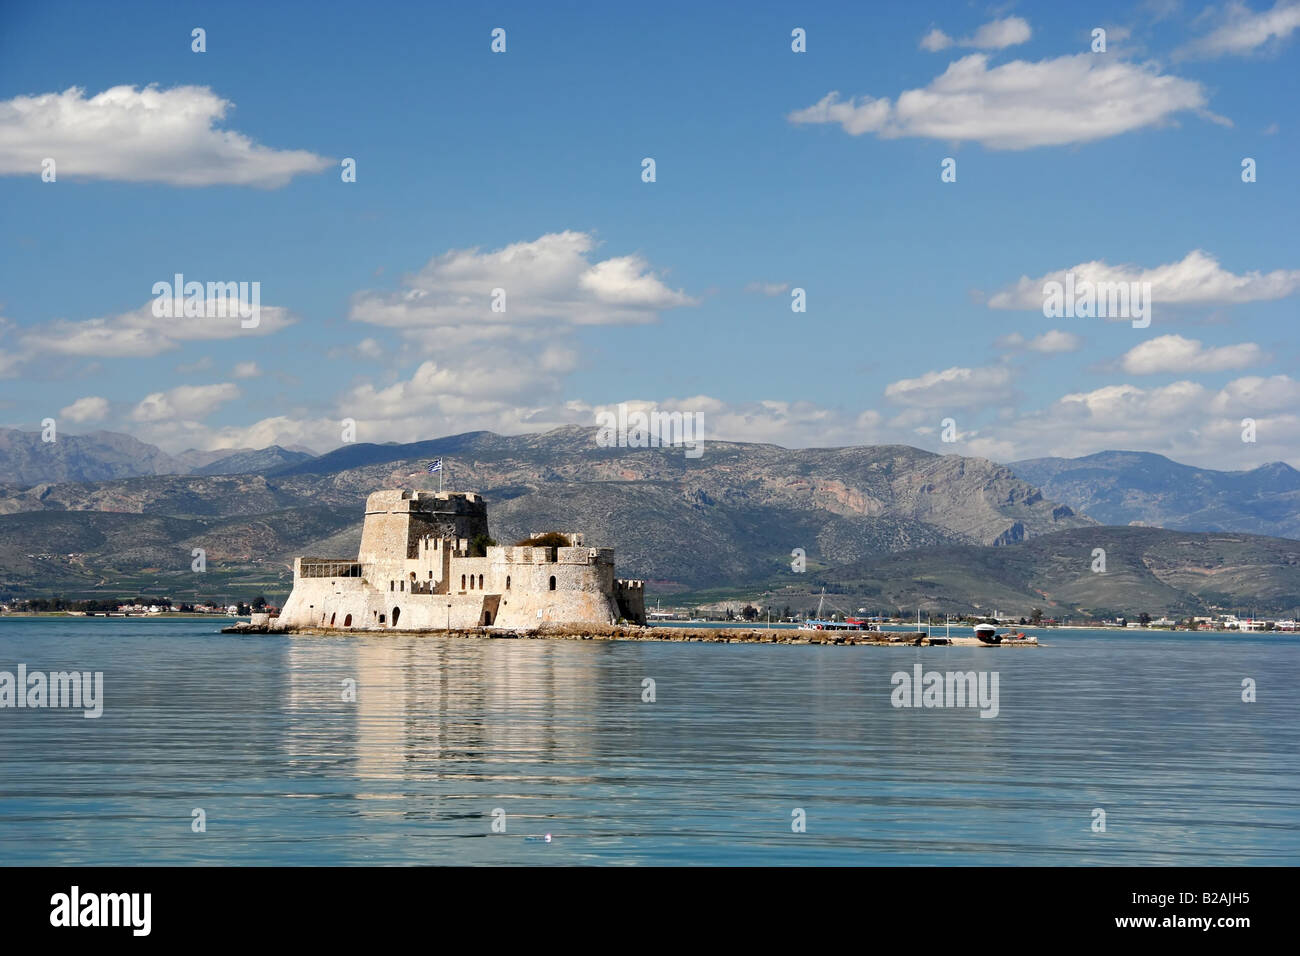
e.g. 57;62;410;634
0;349;22;378
232;361;261;379
60;395;110;423
920;17;1032;51
665;398;883;448
982;375;1300;466
134;415;335;454
1049;380;1209;434
1209;373;1300;414
7;295;295;371
349;231;695;334
969;17;1033;49
920;29;953;51
1183;1;1300;58
0;85;331;187
884;366;1014;409
788;53;1211;149
744;281;790;297
1119;334;1266;373
340;345;581;425
989;250;1300;312
998;330;1084;353
131;384;241;422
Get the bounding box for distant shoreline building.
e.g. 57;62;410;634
275;490;645;631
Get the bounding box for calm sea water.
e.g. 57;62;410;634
1;617;1296;865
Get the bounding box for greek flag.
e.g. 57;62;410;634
427;458;443;474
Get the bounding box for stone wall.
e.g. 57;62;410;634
276;569;622;631
616;579;646;624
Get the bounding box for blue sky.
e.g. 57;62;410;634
1;0;1298;467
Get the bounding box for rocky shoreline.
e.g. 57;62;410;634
221;620;1040;646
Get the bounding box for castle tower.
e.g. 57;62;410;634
358;490;489;565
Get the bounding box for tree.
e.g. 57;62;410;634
252;595;267;611
1030;608;1044;625
742;604;758;621
1138;612;1151;626
469;534;498;557
515;532;567;548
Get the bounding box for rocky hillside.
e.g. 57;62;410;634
0;428;182;485
1011;451;1300;539
788;526;1300;618
191;445;315;476
0;427;1090;598
0;428;317;484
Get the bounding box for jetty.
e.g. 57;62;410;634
222;620;1039;647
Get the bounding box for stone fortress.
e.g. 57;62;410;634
275;490;646;632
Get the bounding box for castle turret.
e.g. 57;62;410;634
358;490;489;566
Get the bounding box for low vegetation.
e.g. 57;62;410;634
514;532;571;548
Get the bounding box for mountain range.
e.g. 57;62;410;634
0;428;314;485
1011;450;1300;540
0;427;1296;614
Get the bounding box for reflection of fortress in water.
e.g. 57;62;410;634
279;637;611;849
276;490;646;632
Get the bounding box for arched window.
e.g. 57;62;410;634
330;612;336;626
506;575;511;590
392;607;401;627
549;575;557;591
400;580;404;592
478;574;484;589
343;613;352;627
461;574;466;590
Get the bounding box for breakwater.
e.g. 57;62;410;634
222;620;1039;646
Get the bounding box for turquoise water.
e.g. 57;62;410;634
0;618;1296;865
